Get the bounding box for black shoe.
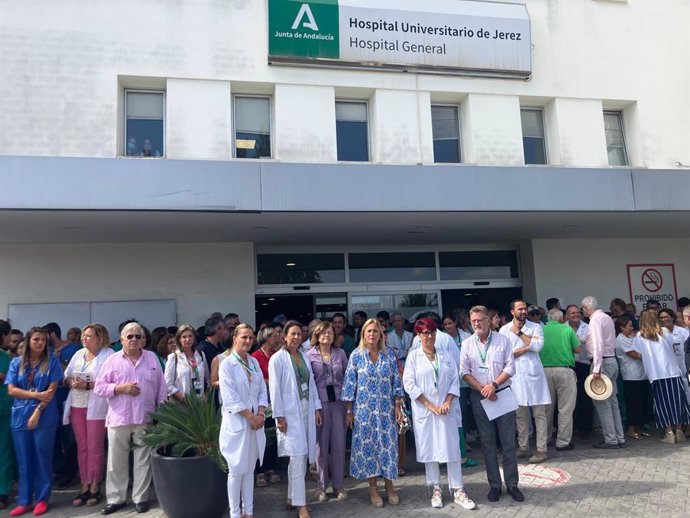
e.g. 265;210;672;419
506;486;525;502
101;503;126;515
487;487;502;502
618;441;627;448
135;502;150;513
593;441;619;449
556;443;574;451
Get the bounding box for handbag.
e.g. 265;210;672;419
398;399;411;435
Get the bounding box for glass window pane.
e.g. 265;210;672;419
439;251;518;280
433;139;460;163
523;137;546;165
125;119;164;157
235;97;270;135
607;146;627;166
257;253;345;284
350;293;439;322
348;252;436;283
604;112;628;166
336;121;368;161
520;109;544;138
336;102;367;122
126;92;164;119
431;106;459;140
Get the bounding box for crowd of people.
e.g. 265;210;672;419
1;294;689;516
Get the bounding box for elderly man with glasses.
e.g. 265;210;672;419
94;322;167;515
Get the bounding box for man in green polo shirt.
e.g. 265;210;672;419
540;308;582;451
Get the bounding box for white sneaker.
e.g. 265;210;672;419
431;486;443;508
453;489;477;510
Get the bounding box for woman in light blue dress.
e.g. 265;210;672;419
342;319;403;508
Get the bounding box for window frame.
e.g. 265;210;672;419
603;110;629;166
431;103;462;164
124;89;166;158
335;99;370;162
232;94;273;159
520;107;547;165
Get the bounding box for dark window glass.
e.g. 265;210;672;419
235;97;271;159
439;251;519;280
521;109;546;165
125;91;164;157
348;252;436;283
432;105;460;163
604;111;628;166
336;102;368;161
257;254;345;284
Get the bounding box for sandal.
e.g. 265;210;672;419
266;470;281;483
398;466;406;476
256;473;268;488
626;432;641;440
72;492;90;507
87;489;101;506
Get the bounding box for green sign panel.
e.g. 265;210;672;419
268;0;340;60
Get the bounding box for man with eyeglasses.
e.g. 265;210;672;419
460;306;523;503
95;322;167;515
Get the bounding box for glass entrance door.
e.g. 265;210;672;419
255;293;347;327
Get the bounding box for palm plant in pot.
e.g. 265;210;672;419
141;390;228;518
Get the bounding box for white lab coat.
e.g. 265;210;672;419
62;347;114;425
219;353;268;474
410;330;460;368
164;350;209;397
499;321;551;406
387;330;413;361
268;348;322;462
403;347;462;463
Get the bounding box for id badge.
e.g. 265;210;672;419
478;365;489;374
193;379;204;392
301;383;309;393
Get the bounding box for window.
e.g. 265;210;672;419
348;252;436;283
336;101;368;161
520;108;546;164
604;111;628;166
431;105;461;163
125;91;164;157
257;253;345;284
234;96;271;159
439;251;519;281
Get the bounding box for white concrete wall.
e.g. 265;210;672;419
0;242;256;327
532;238;690;309
369;90;428;164
1;0;687;167
274;84;337;163
166;79;232;160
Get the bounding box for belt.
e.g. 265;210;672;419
602;356;615;359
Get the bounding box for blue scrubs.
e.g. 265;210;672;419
5;355;62;506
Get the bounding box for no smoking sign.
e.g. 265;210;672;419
628;264;678;309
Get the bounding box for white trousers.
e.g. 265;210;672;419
106;424;152;505
424;461;463;490
287;399;309;507
227;473;254;518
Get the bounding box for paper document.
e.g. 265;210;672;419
480;386;519;421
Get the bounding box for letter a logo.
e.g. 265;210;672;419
291;3;319;31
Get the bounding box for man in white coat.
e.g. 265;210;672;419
499;299;551;464
219;324;268;518
387;312;413;366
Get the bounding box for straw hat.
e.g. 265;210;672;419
584;373;613;400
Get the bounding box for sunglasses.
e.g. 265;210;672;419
126;334;143;340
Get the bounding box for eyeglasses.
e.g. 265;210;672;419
126;334;143;340
419;330;436;337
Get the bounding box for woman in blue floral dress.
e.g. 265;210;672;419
342;318;404;508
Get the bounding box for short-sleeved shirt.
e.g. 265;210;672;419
540;321;580;367
5;355;63;430
615;334;646;381
251;348;274;381
459;331;515;389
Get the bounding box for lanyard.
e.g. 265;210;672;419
428;351;439;386
233;352;255;380
473;332;492;365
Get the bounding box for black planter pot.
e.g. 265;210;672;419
151;449;228;518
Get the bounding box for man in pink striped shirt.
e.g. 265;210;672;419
94;322;166;515
581;296;624;449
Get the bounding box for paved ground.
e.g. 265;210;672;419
2;431;689;518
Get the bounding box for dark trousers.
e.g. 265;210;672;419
624;380;652;427
470;390;519;490
574;362;593;434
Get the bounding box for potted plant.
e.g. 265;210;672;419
141;390;228;518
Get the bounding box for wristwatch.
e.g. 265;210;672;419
492;381;499;390
517;330;524;336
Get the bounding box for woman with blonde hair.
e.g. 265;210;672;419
305;321;349;502
219;323;268;518
64;324;114;507
632;309;690;444
165;324;209;401
342;318;404;508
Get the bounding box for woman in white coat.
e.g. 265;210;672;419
219;324;268;518
165;324;209;401
269;320;322;518
403;318;476;510
63;324;114;507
